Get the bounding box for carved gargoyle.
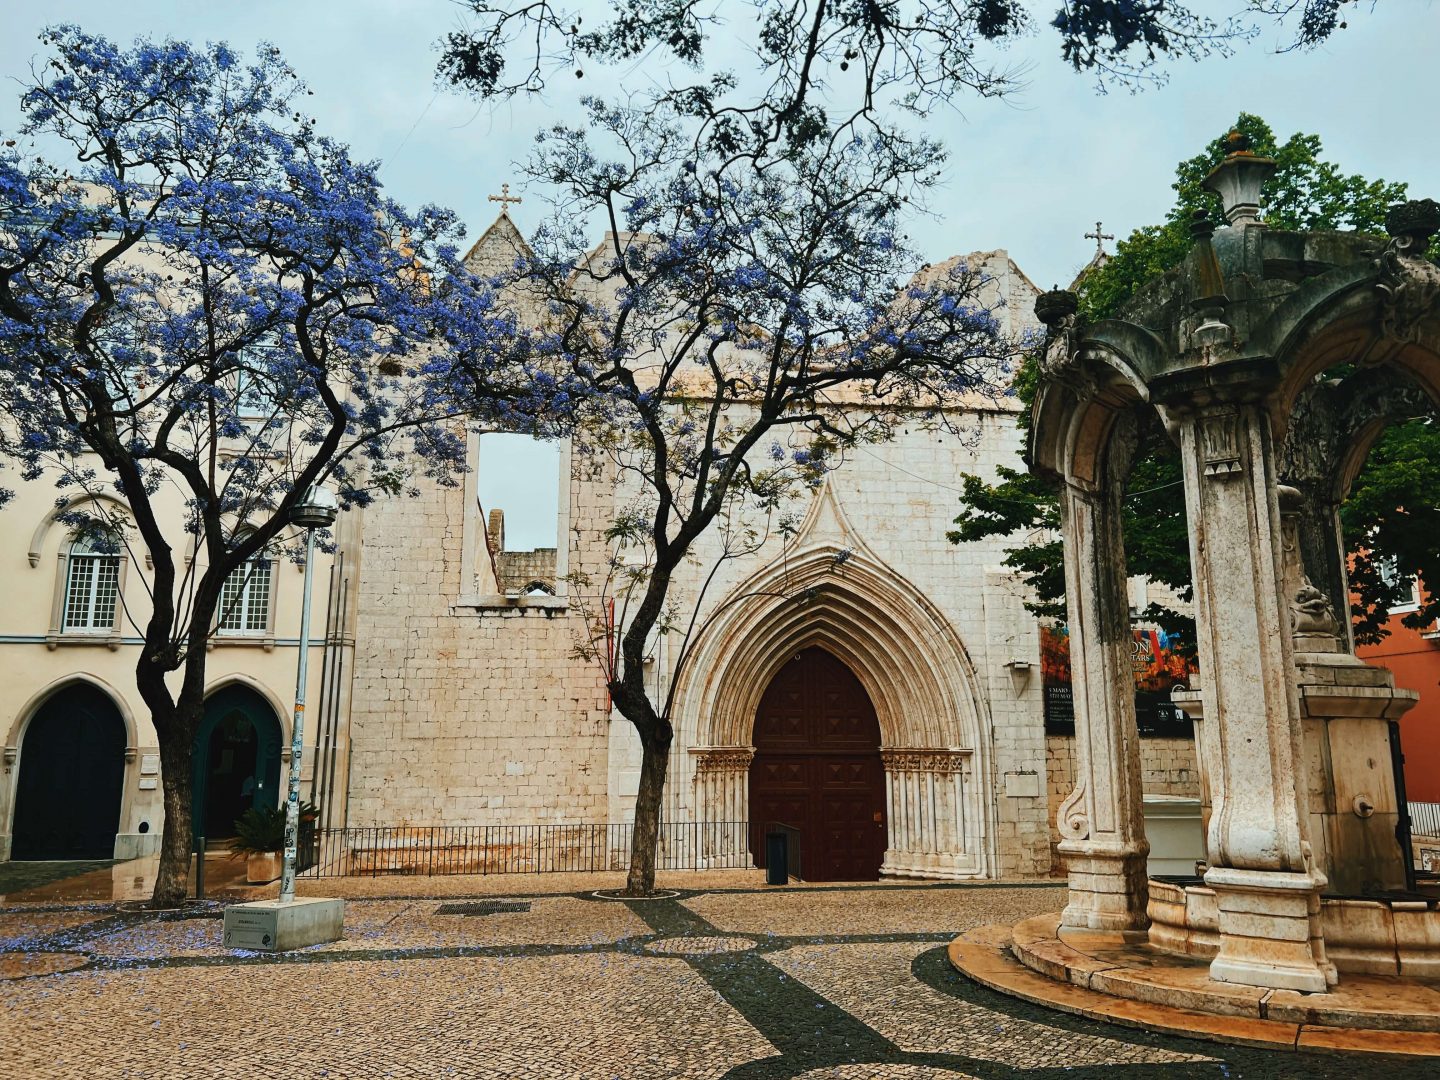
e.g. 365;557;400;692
1375;199;1440;349
1291;581;1340;640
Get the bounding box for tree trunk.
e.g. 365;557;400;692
624;728;672;895
152;720;195;906
147;676;206;908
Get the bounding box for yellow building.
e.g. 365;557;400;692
0;473;360;861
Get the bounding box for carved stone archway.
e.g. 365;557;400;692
1028;152;1440;994
672;484;994;879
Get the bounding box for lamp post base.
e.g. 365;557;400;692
223;897;344;951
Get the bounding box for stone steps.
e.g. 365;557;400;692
949;915;1440;1057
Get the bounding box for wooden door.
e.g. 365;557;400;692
749;647;887;881
11;684;125;860
193;685;283;839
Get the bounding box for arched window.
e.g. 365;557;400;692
63;533;122;633
217;532;273;636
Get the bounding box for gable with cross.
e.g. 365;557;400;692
1085;220;1114;258
489;183;523;216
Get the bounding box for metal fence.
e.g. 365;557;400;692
1412;801;1440;839
300;821;754;878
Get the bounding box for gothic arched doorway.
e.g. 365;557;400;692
11;683;126;860
193;685;282;840
749;647;887;881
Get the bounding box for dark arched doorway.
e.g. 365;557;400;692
11;683;126;860
749;647;887;881
193;685;282;840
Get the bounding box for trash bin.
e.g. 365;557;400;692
765;830;788;885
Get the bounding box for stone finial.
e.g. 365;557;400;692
1201;131;1277;228
1034;287;1079;329
1384;199;1440;246
1188;210;1231;351
1222;130;1253;155
1189;211;1226;303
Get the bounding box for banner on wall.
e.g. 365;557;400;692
1039;624;1197;737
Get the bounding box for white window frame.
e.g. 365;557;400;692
47;532;126;649
213;531;277;648
234;365;271;421
1377;554;1422;614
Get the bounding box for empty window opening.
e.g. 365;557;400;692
477;433;561;595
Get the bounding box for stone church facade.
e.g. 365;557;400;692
0;209;1200;883
342;217;1058;881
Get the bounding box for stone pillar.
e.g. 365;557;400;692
1276;487;1418;896
691;747;753;868
1176;403;1333;992
1054;481;1150;932
881;749;976;879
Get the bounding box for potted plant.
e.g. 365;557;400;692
229;801;318;884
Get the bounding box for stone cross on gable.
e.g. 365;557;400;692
1085;221;1114;258
488;183;523;215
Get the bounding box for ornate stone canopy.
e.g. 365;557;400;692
1027;144;1440;994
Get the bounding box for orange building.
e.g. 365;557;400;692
1358;604;1440;803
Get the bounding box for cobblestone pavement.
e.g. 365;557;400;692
0;858;116;899
0;876;1432;1078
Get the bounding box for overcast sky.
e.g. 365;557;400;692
3;3;1434;542
3;1;1436;293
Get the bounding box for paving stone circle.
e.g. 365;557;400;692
641;933;758;956
1;877;1435;1078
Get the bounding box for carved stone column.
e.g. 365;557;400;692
1176;403;1333;992
1277;486;1418;896
691;747;753;868
880;749;977;879
1054;479;1150;933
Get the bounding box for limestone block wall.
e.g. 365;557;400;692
494;548;558;593
345;456;612;827
641;403;1053;880
1044;735;1200;872
344;245;1058;881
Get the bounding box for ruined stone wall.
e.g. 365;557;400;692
345;455;612;827
344;247;1058;880
494;549;558;594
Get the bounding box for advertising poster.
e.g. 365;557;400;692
1040;624;1197;737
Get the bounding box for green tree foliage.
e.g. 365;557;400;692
1080;113;1411;320
1343;419;1440;642
952;114;1438;643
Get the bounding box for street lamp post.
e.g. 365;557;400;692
279;483;338;905
223;481;345;950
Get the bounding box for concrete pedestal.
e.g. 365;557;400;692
223;897;344;951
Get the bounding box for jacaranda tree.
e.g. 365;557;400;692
440;1;1364;897
0;28;524;905
485;95;1014;895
